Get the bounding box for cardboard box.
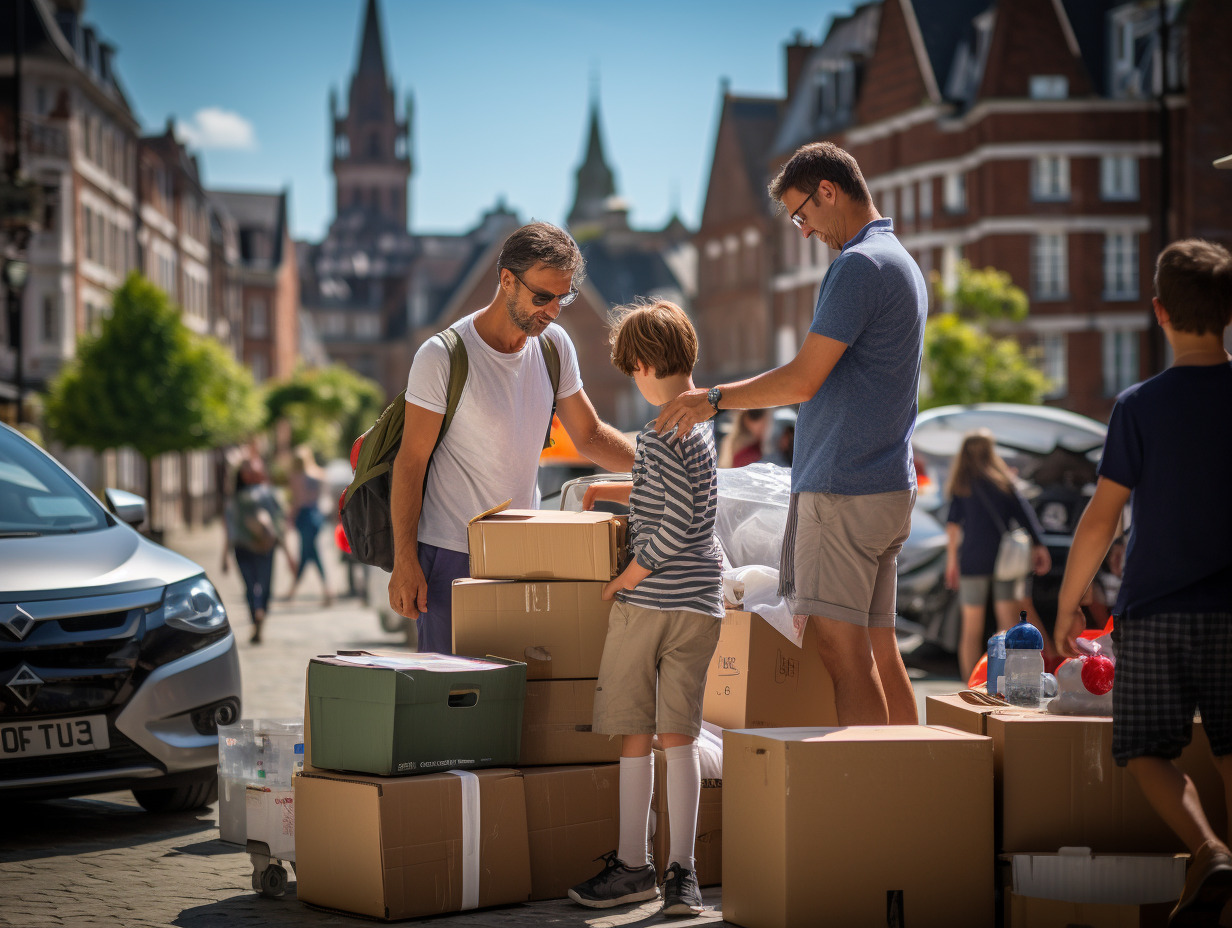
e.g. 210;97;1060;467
703;610;837;730
306;651;526;775
1006;893;1172;928
522;764;620;901
467;503;623;581
1007;849;1186;904
520;679;622;766
651;748;722;887
723;726;994;928
245;786;295;860
925;694;1227;853
452;579;611;679
295;767;531;920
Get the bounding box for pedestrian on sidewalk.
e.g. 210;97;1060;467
386;222;634;653
656;141;926;726
944;429;1052;680
222;456;296;644
1055;239;1232;926
285;445;333;607
569;300;722;918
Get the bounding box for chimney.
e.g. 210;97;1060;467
785;29;814;100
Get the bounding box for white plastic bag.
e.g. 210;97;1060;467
723;564;803;648
714;463;792;569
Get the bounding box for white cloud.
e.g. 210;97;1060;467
176;107;257;151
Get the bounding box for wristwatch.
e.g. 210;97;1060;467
706;386;723;412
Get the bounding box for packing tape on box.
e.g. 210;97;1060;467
449;770;481;910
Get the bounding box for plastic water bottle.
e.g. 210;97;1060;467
1004;612;1045;708
986;631;1007;697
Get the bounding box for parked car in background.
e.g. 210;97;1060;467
0;423;240;811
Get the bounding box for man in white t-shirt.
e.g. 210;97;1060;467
388;222;635;652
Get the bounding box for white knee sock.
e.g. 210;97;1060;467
617;754;653;868
665;742;701;871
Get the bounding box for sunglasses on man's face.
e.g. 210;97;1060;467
508;269;579;307
789;184;821;230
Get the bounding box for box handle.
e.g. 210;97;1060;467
448;688;480;708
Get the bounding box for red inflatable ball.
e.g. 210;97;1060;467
335;520;352;555
1081;653;1115;695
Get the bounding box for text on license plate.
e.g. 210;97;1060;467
0;715;110;758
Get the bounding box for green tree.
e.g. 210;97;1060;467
921;261;1050;409
44;273;262;523
263;363;385;459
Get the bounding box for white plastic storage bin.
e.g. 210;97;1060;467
217;718;303;845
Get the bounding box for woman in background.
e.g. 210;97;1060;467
944;429;1052;679
223;457;295;644
717;408;768;468
285;445;333;606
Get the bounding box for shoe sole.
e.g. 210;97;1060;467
1170;866;1232;927
567;887;660;909
662;901;705;917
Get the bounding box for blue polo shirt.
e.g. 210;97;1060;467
792;218;928;495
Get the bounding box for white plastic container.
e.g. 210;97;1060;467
217;718;303;845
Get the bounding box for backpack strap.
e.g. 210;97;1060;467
538;333;560;451
434;327;469;453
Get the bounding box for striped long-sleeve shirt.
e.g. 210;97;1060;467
617;420;724;618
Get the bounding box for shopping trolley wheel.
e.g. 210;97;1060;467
255;863;288;898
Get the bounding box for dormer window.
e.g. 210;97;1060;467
1029;75;1068;99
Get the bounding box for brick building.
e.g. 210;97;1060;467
696;0;1232;422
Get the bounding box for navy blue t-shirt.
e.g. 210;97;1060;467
946;477;1045;576
1099;362;1232;619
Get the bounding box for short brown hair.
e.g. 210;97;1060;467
768;141;871;208
497;221;586;280
609;299;697;378
1154;239;1232;335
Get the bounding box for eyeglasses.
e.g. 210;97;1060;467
507;269;579;307
788;184;820;230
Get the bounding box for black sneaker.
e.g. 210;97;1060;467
568;851;659;909
660;862;703;917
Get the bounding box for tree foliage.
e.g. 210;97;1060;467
263;363;385;459
920;262;1050;410
44;273;262;459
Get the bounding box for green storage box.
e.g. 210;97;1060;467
307;651;526;775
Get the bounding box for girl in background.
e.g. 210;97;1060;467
717;408;768;468
944;429;1053;679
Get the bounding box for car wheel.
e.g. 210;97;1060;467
132;774;218;813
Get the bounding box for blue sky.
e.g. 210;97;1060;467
91;0;858;241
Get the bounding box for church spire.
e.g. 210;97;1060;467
568;80;618;231
356;0;388;77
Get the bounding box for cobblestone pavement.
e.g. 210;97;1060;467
0;521;726;928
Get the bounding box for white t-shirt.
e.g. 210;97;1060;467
405;313;583;552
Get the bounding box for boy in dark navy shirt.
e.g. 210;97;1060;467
1057;239;1232;927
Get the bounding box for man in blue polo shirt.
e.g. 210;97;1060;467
657;141;927;725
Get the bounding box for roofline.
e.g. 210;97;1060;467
898;0;943;104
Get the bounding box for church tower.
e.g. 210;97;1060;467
567;85;622;235
330;0;412;228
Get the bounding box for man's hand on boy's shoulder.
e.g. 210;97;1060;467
655;388;716;439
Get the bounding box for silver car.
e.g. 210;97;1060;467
0;423;241;811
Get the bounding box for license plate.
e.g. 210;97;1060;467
0;715;110;758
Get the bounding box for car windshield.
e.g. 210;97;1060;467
0;429;109;535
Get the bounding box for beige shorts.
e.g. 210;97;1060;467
778;488;915;628
592;600;721;738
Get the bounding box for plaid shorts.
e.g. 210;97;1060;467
1111;612;1232;765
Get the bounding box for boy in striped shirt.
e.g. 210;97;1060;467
568;300;723;917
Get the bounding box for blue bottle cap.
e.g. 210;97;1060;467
1005;619;1044;650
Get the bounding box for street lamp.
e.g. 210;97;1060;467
5;256;29;424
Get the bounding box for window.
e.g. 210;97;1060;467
882;188;895;219
1029;75;1068;100
354;314;381;338
1104;231;1139;300
1041;333;1067;398
1100;155;1138;200
1032;156;1070;201
900;185;915;223
1032;233;1067;300
918;179;933;218
41;294;59;344
249;353;268;383
1103;330;1139;396
83;205;95;261
248;297;268;338
944;172;966;213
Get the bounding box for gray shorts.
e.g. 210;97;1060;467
591;600;721;738
958;575;1030;607
777;488;915;628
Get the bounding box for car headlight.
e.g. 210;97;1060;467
163;575;229;633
